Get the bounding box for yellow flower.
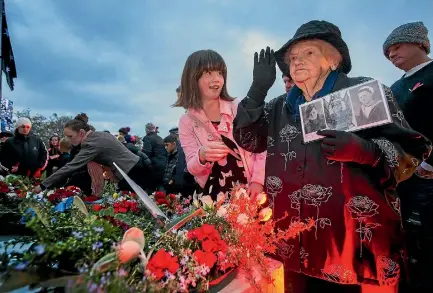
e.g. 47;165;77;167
113;192;118;199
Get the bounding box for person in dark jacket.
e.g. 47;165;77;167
118;135;152;168
383;21;433;291
0;117;48;178
162;134;179;192
142;122;167;190
233;20;432;293
37;113;151;192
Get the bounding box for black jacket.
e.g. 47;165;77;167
142;132;167;176
0;132;48;176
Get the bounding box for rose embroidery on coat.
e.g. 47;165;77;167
275;241;294;260
294;184;333;239
377;256;400;286
346;196;381;257
300;247;309;268
279;124;300;170
266;176;283;209
321;264;356;284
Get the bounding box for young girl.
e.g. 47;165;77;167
46;135;62;177
175;50;266;200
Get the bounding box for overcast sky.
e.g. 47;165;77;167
3;0;432;137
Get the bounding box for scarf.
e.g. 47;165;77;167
286;70;339;121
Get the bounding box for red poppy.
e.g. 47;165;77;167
93;204;103;212
193;250;217;268
146;249;179;280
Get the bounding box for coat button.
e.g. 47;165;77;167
208;135;213;139
297;166;303;172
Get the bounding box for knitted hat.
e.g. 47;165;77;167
15;117;32;128
275;20;352;76
383;22;430;57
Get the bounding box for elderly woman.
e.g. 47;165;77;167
233;20;432;293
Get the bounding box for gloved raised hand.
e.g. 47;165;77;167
247;46;276;103
317;129;380;165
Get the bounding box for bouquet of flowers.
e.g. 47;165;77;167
0;182;314;293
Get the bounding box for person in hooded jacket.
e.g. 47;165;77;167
142;123;167;190
0;118;48;178
233;20;432;293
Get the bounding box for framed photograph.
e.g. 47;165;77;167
299;79;392;143
299;99;328;143
348;80;392;129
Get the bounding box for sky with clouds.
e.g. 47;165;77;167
3;0;432;137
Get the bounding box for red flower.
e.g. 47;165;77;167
146;249;179;280
188;224;221;241
156;198;170;206
115;207;128;214
83;195;100;202
193;250;217;268
154;191;166;200
0;182;10;193
93;204;103;212
169;194;177;201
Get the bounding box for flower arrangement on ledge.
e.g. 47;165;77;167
0;175;314;292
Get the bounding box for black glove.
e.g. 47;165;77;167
317;129;380;165
247;46;276;103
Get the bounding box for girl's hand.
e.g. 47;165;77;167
199;141;230;164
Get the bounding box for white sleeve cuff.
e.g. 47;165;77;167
421;161;433;172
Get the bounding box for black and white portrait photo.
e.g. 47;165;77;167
349;80;391;127
300;99;327;142
323;91;355;131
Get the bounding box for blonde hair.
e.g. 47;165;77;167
59;138;72;153
284;39;343;71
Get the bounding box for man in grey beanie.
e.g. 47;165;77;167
384;21;433;292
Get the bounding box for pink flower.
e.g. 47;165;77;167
410;82;424;92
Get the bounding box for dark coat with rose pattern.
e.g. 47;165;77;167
233;73;432;286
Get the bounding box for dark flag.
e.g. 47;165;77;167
1;0;17;91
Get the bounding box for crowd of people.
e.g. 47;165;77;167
0;19;432;293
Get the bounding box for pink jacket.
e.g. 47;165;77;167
178;99;266;188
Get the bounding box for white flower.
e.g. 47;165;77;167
237;213;249;225
259;207;273;222
216;205;228;218
216;192;226;203
256;192;267;205
200;195;214;209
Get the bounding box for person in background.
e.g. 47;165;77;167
175;49;266;200
0;131;13;174
58;137;72;168
38;113;149;193
162;134;179;193
142;122;167;190
118;135;151;169
118;127;131;143
0;117;47;178
383;21;433;292
283;73;295;92
46;135;62;177
0;131;13;152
